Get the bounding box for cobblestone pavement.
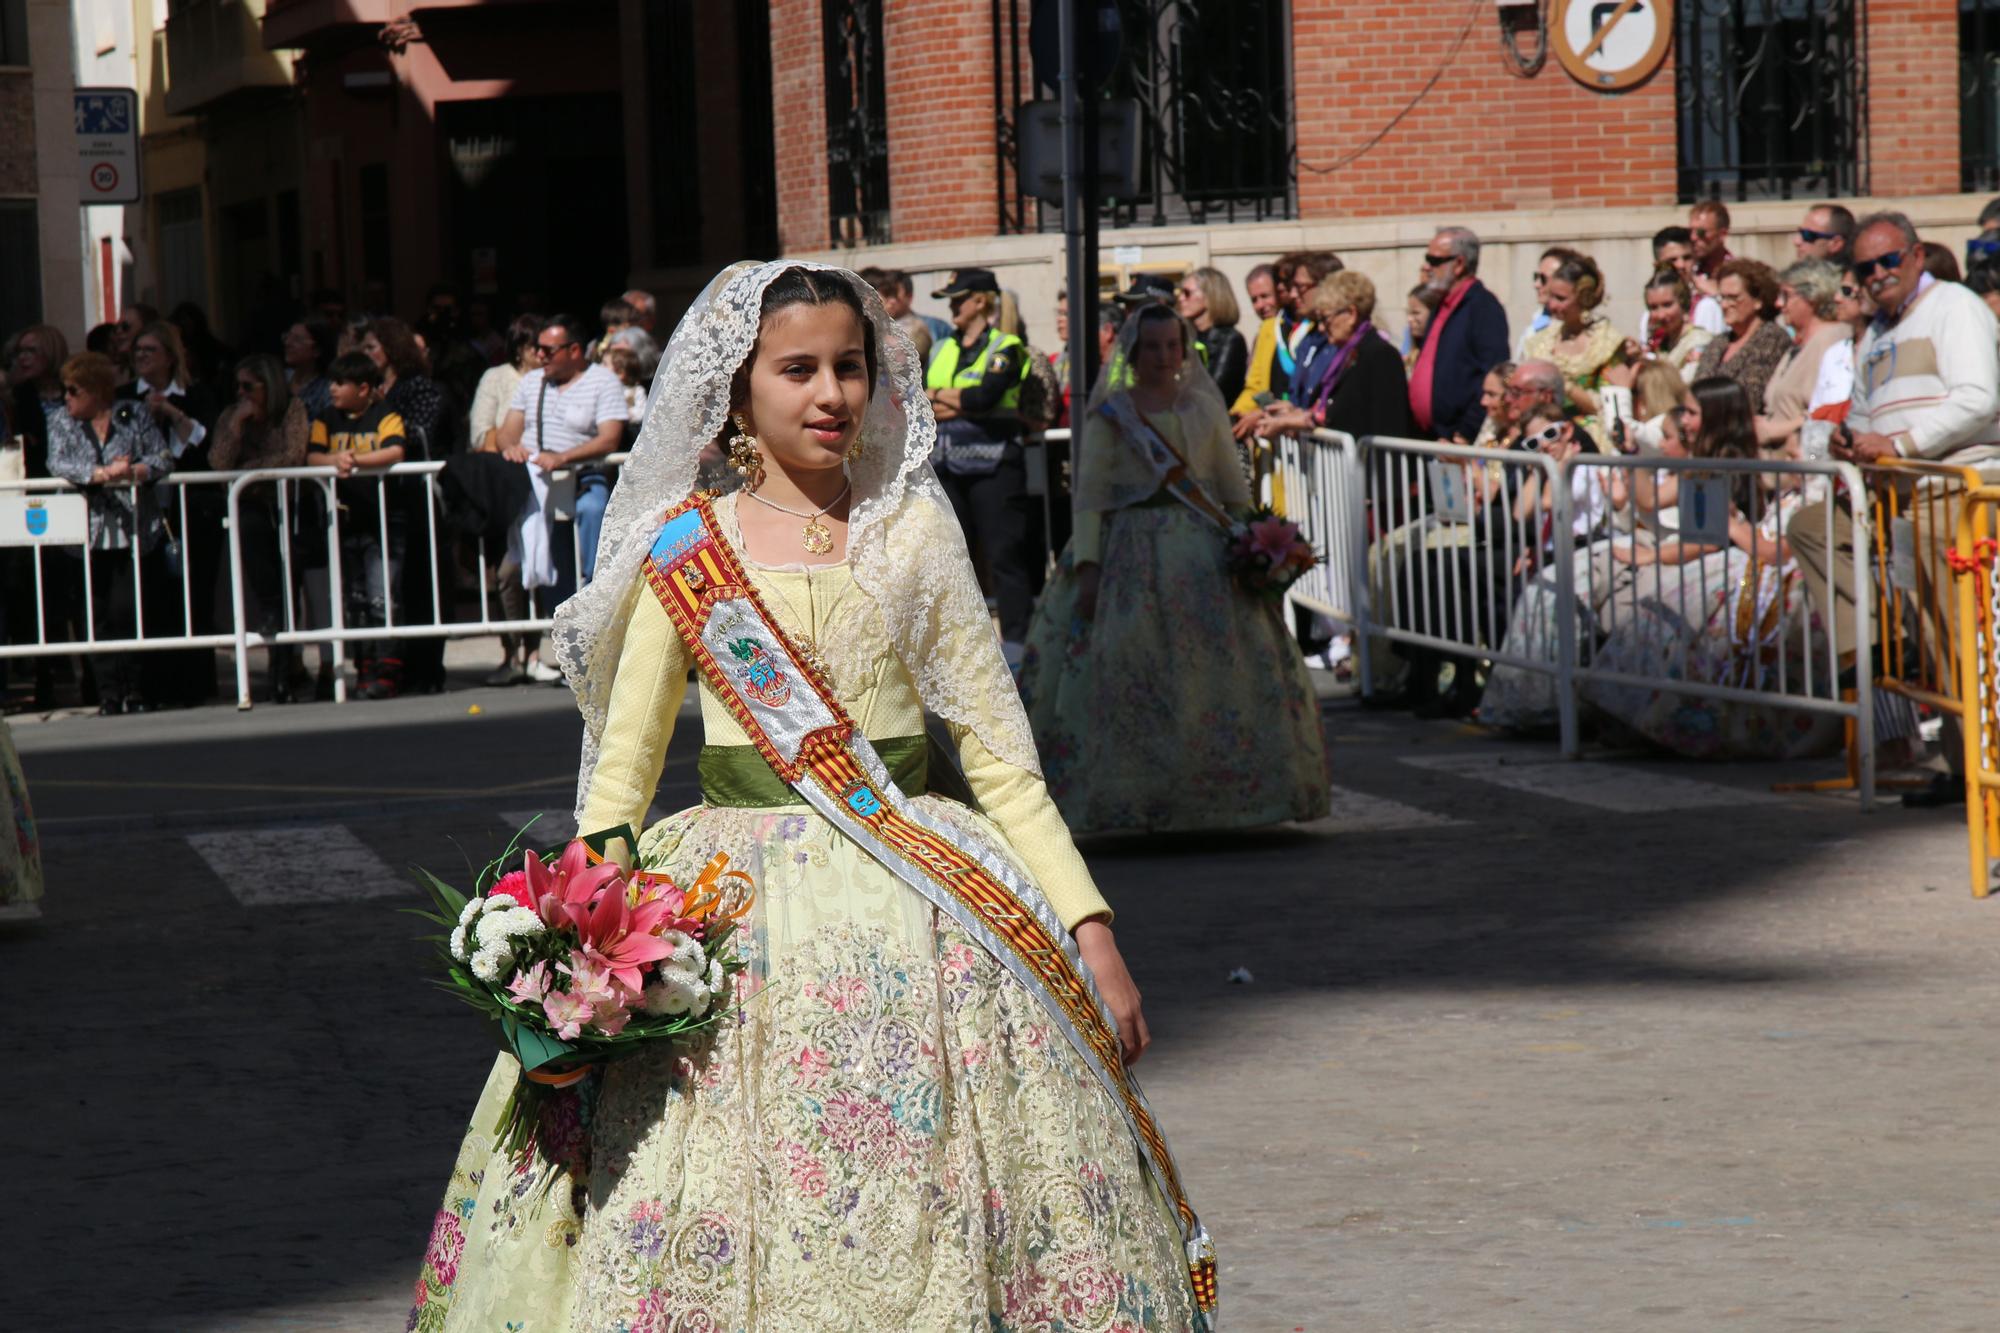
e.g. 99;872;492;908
4;680;1995;1331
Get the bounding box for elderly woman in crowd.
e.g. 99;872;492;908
281;315;338;421
1636;268;1713;376
1757;259;1851;449
1522;252;1626;450
1176;265;1249;405
1259;271;1412;442
44;352;179;714
1692;258;1794;414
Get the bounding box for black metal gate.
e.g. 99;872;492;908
1676;0;1868;203
827;0;892;246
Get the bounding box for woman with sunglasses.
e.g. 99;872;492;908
1691;258;1794;415
1174;266;1248;405
44;352;179;714
1473;403;1612;730
1584;377;1843;759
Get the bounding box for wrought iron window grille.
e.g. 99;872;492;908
1676;0;1868;203
827;0;892;247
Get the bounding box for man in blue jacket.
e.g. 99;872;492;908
1408;227;1511;442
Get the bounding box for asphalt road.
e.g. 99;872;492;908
4;679;1994;1331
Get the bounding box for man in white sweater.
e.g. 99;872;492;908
1789;211;2000;790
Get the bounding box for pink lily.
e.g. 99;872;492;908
568;886;677;996
490;841;627;929
541;989;593;1041
1248;516;1300;567
507;960;553;1006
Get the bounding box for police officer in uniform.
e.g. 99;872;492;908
925;268;1039;660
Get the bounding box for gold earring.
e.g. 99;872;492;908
846;436;865;463
727;415;765;489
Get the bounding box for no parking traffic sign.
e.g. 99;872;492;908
75;88;140;205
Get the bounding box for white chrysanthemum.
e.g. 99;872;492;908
641;967;708;1017
705;958;725;994
478;905;544;944
448;925;470;961
470;940;514;984
456;897;489;929
657;930;706;972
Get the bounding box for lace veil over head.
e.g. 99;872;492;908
1074;303;1237;514
554;260;1042;818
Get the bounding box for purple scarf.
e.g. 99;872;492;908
1310;321;1377;423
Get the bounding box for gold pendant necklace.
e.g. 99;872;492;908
746;480;850;555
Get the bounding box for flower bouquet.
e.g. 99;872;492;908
412;825;754;1175
1227;507;1319;599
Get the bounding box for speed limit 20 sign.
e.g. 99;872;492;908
75;88;140;205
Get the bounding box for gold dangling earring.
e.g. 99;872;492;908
846;435;865;463
727;414;765;490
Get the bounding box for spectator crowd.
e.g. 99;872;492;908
9;197;2000;795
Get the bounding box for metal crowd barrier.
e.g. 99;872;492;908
1;455;624;709
1938;481;2000;898
1253;434;1878;798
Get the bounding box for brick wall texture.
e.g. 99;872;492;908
1866;0;1961;196
770;0;830;255
766;0;1969;250
0;74;37;196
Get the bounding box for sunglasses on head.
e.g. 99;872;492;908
1853;251;1905;280
1798;227;1838;243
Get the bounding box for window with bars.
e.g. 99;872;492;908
994;0;1295;235
1965;0;2000;192
1676;0;1868;203
826;0;890;247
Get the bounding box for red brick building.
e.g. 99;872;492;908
773;0;2000;350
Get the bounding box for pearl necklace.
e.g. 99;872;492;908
745;480;851;555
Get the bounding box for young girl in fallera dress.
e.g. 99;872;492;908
407;263;1212;1332
1018;304;1330;834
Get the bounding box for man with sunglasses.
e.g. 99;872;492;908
1409;226;1509;443
1687;201;1733;296
1794;203;1855;264
493;314;628;669
1788;211;2000;801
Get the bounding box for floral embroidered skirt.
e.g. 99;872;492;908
409;796;1200;1333
0;719;43;911
1019;505;1331;835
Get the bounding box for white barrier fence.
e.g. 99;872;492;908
1259;432;1877;802
1;456;618;708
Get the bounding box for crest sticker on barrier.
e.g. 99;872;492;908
1679;475;1733;548
0;493;88;547
1428;460;1474;524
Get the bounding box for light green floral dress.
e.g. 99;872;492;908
409;498;1201;1332
0;719;42;916
1019;411;1331;834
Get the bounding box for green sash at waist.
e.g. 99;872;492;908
700;734;930;808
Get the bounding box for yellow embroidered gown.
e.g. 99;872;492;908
408;494;1199;1332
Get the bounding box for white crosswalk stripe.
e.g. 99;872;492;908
1398;752;1783;813
1291;784;1466;834
186;823;405;907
